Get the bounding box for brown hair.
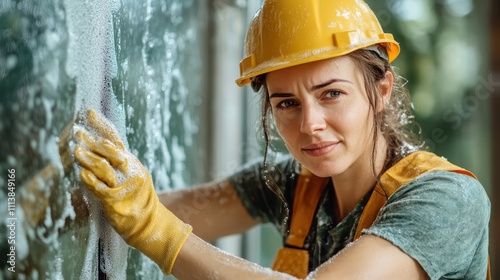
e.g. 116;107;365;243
259;48;424;181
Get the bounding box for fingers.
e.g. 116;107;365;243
80;168;109;196
86;109;126;150
57;121;75;173
75;130;127;169
74;146;118;188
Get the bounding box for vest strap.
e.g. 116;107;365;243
286;168;329;247
271;167;328;278
271;247;309;278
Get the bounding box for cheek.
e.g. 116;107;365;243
351;105;374;139
273;110;296;133
335;102;373;138
272;110;301;145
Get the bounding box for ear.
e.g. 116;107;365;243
376;70;393;113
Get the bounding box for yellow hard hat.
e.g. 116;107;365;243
236;0;400;88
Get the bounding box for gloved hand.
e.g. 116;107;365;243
73;109;192;274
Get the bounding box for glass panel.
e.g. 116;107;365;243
0;0;209;279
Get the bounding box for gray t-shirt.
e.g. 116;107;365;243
229;155;490;279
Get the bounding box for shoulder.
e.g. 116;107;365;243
385;170;491;239
380;151;490;219
393;169;488;198
365;170;490;279
390;170;490;214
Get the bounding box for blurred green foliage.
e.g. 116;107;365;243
366;0;491;189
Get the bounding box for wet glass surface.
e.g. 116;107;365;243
0;0;208;278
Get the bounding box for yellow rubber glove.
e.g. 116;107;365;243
73;109;192;274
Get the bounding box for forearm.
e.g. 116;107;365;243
173;234;296;280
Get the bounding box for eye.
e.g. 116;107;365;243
325;90;342;99
276;99;298;109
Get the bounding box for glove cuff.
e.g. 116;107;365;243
162;221;193;274
139;206;192;275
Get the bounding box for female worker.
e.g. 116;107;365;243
73;0;491;279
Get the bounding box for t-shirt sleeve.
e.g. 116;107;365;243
228;154;297;232
363;171;490;280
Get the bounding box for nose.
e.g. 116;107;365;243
300;102;326;135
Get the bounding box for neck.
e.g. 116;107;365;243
331;135;388;221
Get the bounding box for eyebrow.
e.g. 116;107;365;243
311;78;352;91
269;78;352;99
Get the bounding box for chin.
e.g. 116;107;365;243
303;162;344;178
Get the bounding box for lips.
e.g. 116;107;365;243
301;141;339;157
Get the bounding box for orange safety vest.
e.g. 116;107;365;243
271;151;491;279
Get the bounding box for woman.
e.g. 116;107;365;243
73;0;490;279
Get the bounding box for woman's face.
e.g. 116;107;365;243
266;56;379;178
